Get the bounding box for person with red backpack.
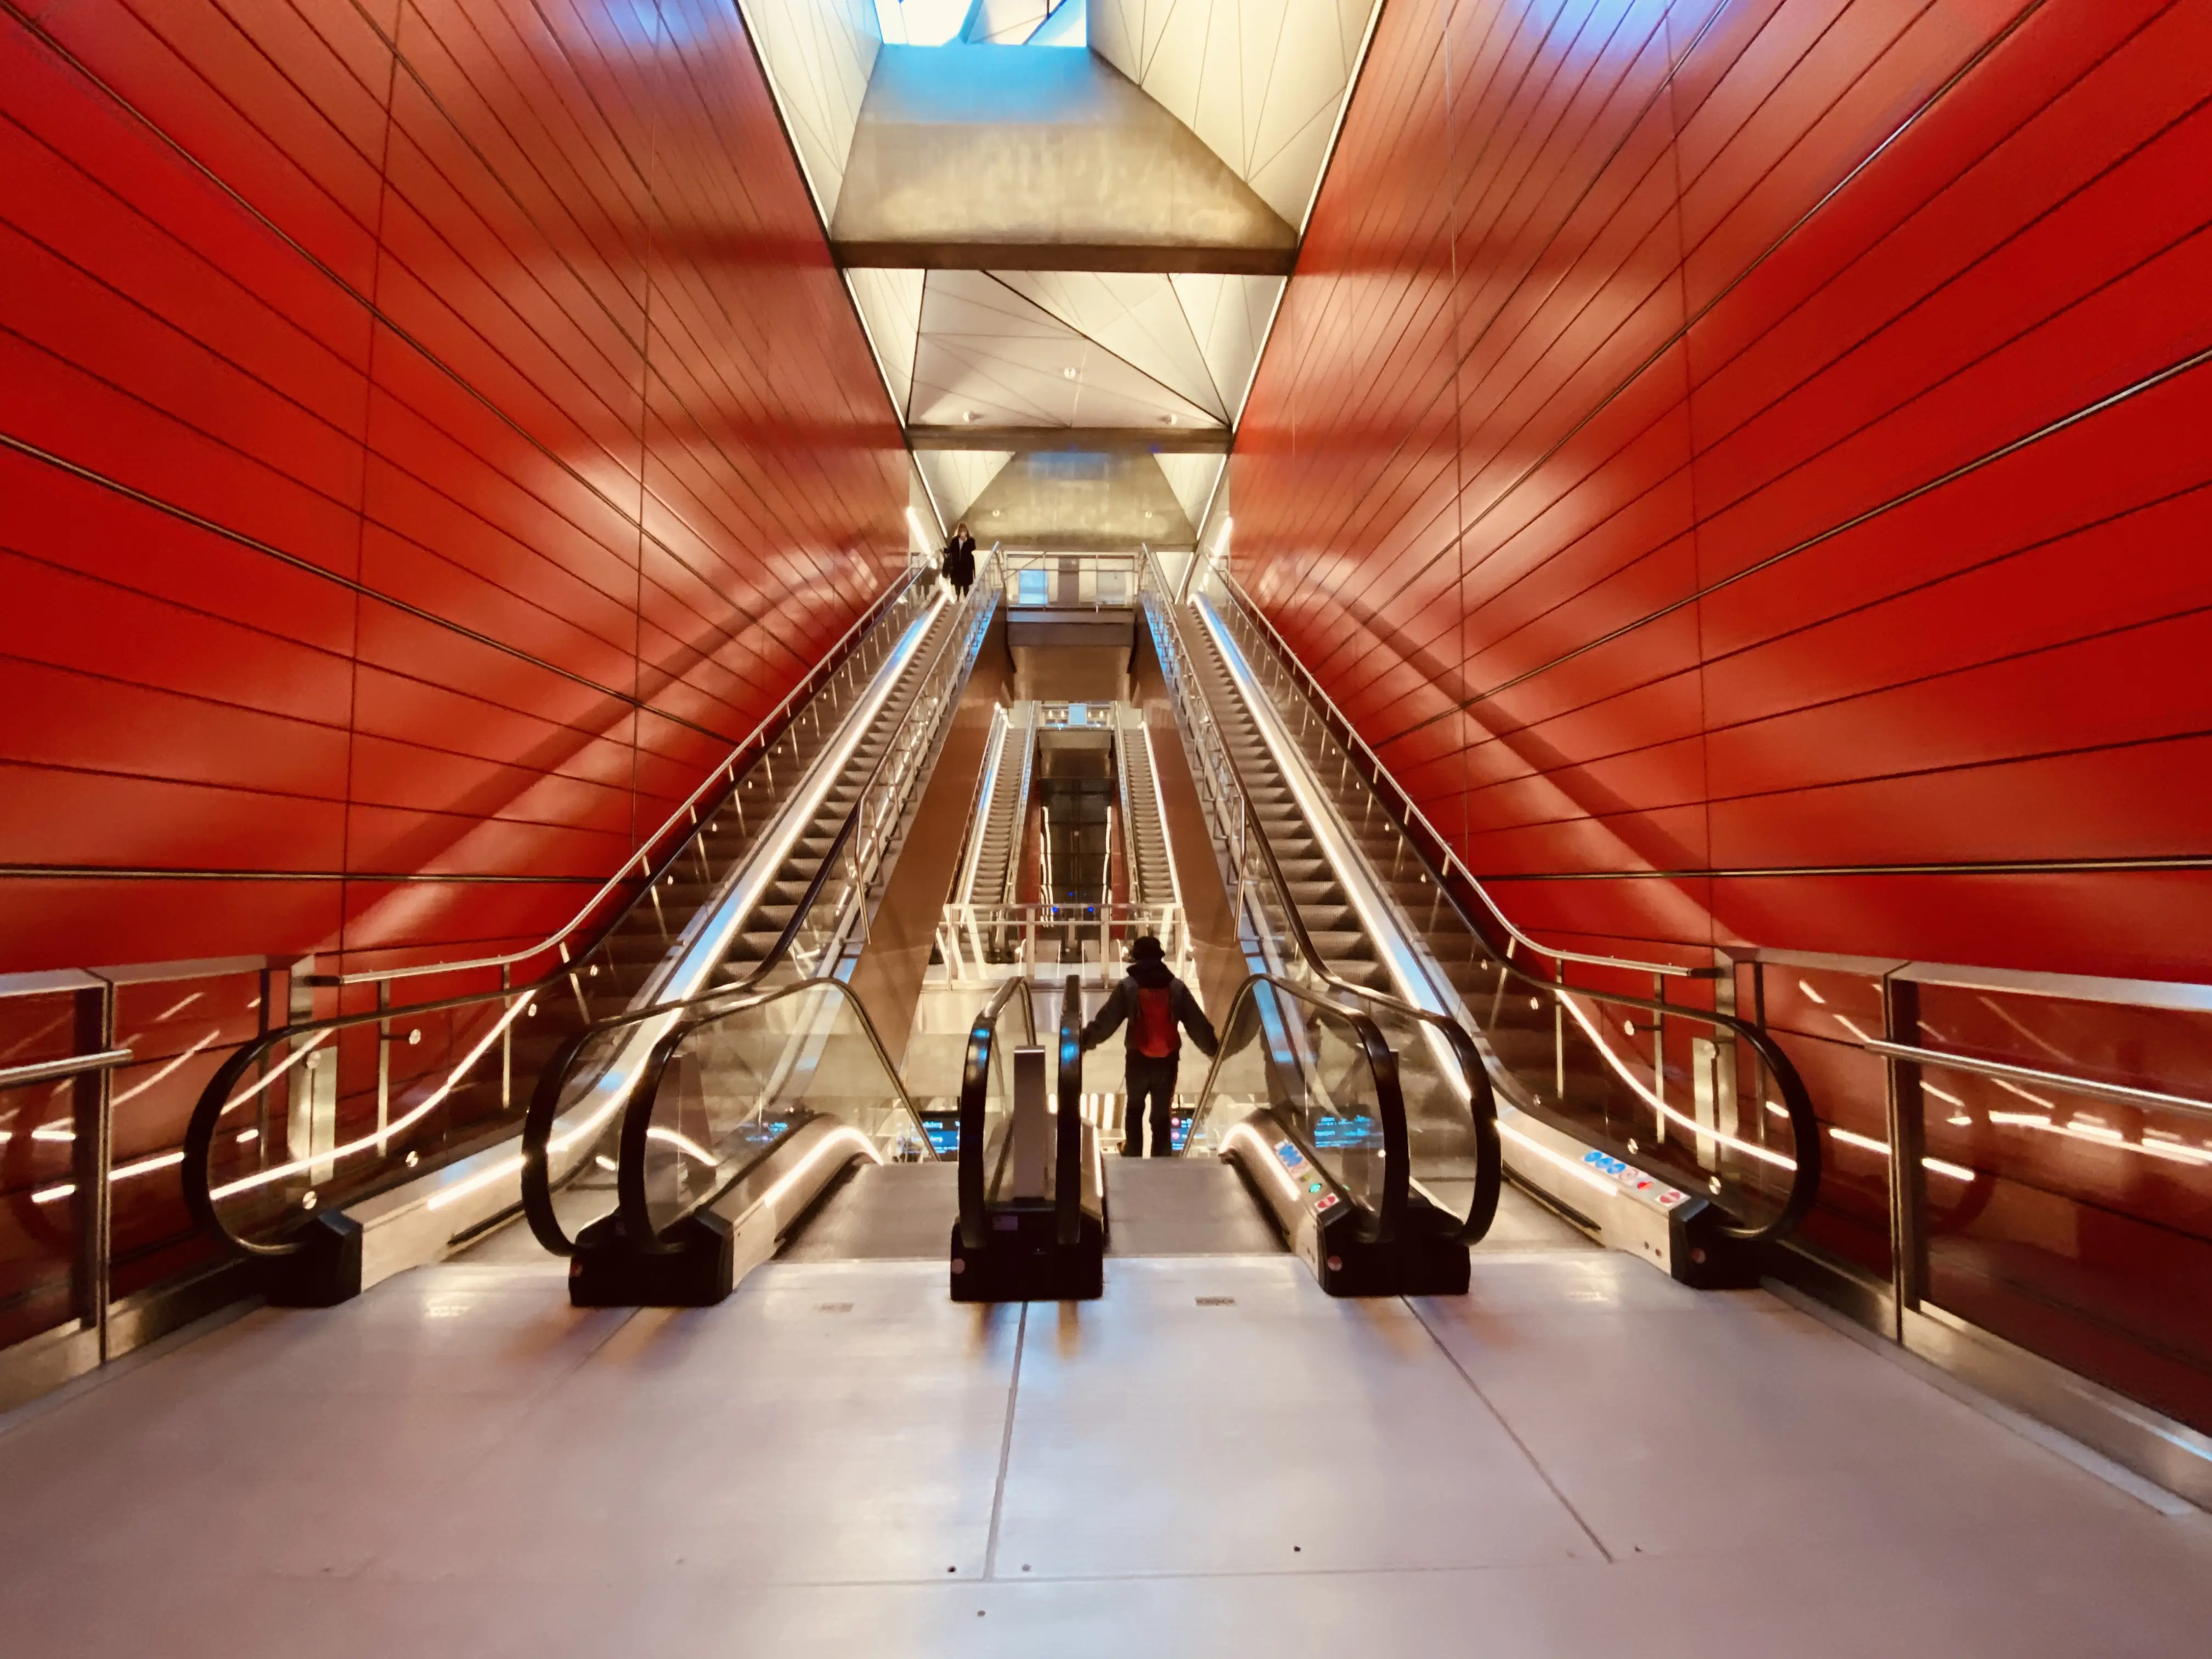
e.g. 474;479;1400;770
1079;934;1219;1156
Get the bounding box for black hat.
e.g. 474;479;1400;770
1127;934;1165;963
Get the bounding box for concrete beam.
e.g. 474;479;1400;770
837;240;1295;275
909;425;1231;454
966;451;1195;551
834;47;1296;273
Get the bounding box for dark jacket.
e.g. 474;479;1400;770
940;533;976;586
1080;961;1218;1062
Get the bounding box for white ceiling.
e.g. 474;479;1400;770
733;0;881;223
915;448;1017;523
847;267;1279;430
1088;0;1381;228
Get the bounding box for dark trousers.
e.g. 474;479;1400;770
1122;1055;1178;1157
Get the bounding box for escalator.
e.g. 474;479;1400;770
1114;708;1177;907
183;562;1000;1304
1139;550;1823;1289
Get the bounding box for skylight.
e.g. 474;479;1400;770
873;0;1086;47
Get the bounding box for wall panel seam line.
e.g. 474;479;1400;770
1344;0;2055;690
1474;855;2212;881
0;430;730;743
0;0;870;684
0;864;605;884
1370;337;2212;749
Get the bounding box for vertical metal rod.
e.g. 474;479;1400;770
1553;960;1566;1103
375;978;392;1152
1652;972;1668;1144
71;980;115;1362
500;964;514;1111
1883;974;1928;1337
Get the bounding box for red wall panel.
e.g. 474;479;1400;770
0;0;905;975
1237;0;2212;984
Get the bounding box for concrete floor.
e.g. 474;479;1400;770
3;1239;2209;1655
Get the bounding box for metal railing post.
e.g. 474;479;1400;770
71;979;116;1362
1882;973;1928;1337
375;978;392;1152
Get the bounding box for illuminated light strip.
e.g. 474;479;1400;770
1797;980;1827;1005
32;1148;185;1205
1805;1122;1974;1183
424;1088;630;1214
153;991;205;1024
219;1031;329;1115
1223;1121;1304;1204
582;599;951;1120
1993;1075;2056;1110
211;993;535;1201
1924;1082;1966;1107
1497;1118;1617;1199
111;1030;219;1105
1195;597;1455;1026
1831;1014;1876;1044
756;1126;879;1217
1555;992;1797;1171
645;1125;718;1165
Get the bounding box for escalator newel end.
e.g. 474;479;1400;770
567;1210;735;1308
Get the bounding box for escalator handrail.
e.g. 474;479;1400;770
328;567;927;990
608;975;935;1252
1056;974;1085;1247
1182;972;1409;1245
190;561;998;1263
956;974;1039;1251
1136;552;1500;1240
523;557;1001;1251
517;799;890;1255
1141;550;1820;1244
182;573;933;1260
1209;567;1701;982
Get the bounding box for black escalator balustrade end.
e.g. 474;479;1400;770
180;577;930;1295
567;1209;735;1308
949;977;1104;1303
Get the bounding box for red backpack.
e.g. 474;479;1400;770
1132;986;1178;1057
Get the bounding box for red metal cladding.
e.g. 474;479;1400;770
1240;0;2212;1411
1235;0;2212;980
0;1;906;977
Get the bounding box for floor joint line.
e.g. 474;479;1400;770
982;1300;1029;1579
1406;1295;1616;1564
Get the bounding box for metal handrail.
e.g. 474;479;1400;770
520;561;1004;1252
0;1048;133;1088
609;976;936;1251
187;568;986;1261
1055;973;1085;1247
1139;548;1818;1245
1865;1039;2212;1122
957;974;1039;1251
1196;556;1703;979
516;800;880;1255
322;567;927;990
1181;971;1409;1244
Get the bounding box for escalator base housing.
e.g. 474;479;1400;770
1305;1206;1470;1299
568;1211;734;1308
950;1206;1104;1303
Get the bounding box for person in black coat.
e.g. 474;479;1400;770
940;521;977;596
1080;934;1218;1156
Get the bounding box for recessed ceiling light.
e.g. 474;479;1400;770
1163;414;1177;425
1062;366;1077;380
964;410;981;422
